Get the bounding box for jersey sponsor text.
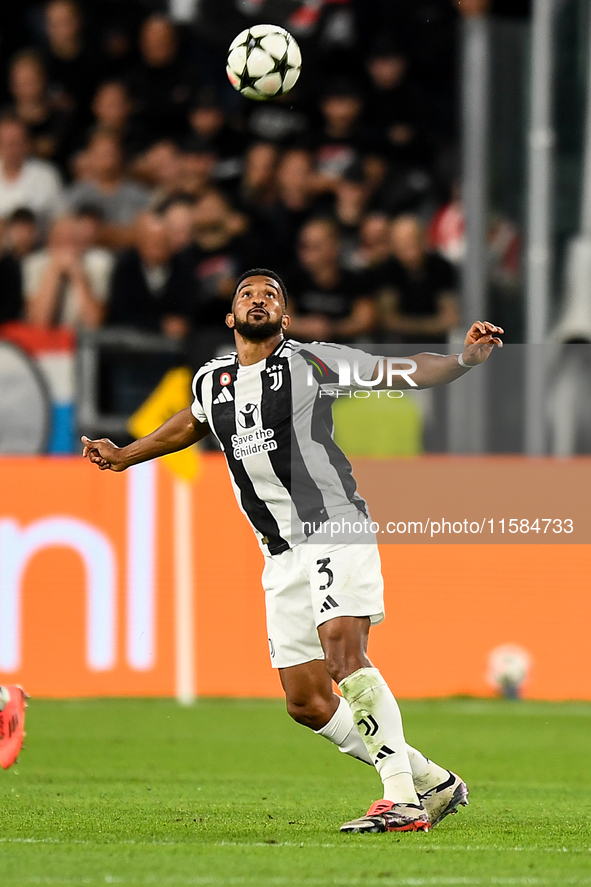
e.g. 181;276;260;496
231;427;277;460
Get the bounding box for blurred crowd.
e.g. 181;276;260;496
0;0;524;389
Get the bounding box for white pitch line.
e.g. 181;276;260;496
8;876;591;887
0;837;590;854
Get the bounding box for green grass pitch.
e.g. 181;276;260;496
1;698;591;886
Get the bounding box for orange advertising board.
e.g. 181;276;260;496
0;455;589;700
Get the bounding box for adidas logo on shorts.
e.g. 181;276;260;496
320;595;339;613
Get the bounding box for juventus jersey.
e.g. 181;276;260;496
191;339;379;555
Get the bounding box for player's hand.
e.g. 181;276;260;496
81;436;128;471
461;321;504;367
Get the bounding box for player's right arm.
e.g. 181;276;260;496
81;408;211;472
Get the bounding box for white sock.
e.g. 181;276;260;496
405;745;450;794
338;667;418;804
315;696;373;764
315;695;451;795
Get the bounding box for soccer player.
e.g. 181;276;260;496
82;269;503;833
0;685;28;770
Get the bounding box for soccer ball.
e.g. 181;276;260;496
487;644;531;698
226;25;302;101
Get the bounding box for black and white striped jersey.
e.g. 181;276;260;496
191;338;379;555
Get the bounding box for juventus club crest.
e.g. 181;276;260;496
265;363;283;391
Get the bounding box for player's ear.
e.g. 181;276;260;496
281;313;291;330
226;313;235;329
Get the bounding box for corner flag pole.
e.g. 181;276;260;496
174;477;195;705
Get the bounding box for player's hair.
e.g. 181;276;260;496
233;268;288;308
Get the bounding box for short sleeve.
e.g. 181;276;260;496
191;371;208;423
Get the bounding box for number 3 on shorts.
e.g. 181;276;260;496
316;557;334;590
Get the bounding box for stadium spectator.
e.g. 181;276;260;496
83;1;146;80
331;160;370;257
43;0;102;126
375;162;433;218
106;212;189;338
312;80;372;190
0;115;63;223
2;206;39;259
362;39;435;217
346;212;392;272
63;133;151;247
125;15;194;147
0;208;39;324
23;213;112;328
73;204;107;254
158;194;196;255
0;12;29;105
132;140;184;207
6;50;71;168
176;145;218;202
185;88;243;184
364;37;431;174
238;142;279;215
287;217;376;343
172;189;258;365
231;141;281;262
104;211;191;415
376;214;459;344
89;81;141;160
266;148;320;274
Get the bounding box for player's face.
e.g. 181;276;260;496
227;276;290;341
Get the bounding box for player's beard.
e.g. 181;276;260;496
233;314;283;341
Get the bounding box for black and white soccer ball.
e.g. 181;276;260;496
226;25;302;101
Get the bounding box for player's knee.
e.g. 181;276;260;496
286;695;332;730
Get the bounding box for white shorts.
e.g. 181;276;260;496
262;540;385;669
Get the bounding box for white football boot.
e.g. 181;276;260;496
418;771;469;827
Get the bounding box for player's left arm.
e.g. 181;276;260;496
82;408;210;471
372;321;504;390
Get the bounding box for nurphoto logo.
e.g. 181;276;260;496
305;357;418;389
